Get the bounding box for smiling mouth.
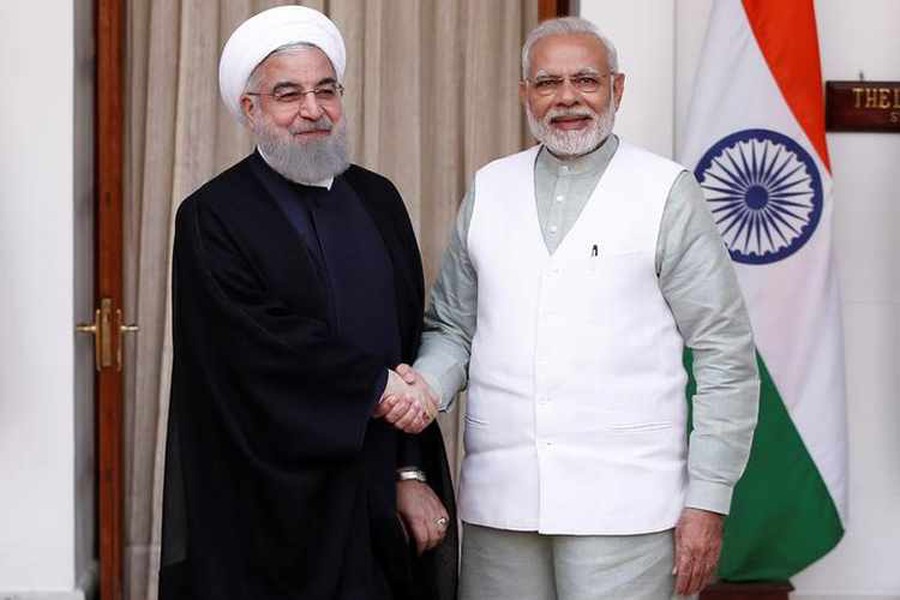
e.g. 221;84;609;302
292;129;331;137
550;115;593;130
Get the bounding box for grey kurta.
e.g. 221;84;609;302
414;135;759;515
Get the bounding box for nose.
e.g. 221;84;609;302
297;91;324;119
555;78;580;105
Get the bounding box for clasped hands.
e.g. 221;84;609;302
373;363;439;434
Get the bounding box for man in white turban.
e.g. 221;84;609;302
160;7;456;600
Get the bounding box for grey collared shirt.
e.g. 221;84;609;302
415;135;759;515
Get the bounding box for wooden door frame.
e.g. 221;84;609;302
539;0;576;20
96;0;125;599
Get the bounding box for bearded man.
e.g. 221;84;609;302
159;7;455;600
404;16;759;600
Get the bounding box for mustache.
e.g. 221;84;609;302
545;108;596;122
289;117;334;135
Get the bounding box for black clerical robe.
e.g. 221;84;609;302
160;153;457;600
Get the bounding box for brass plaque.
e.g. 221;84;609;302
826;81;900;132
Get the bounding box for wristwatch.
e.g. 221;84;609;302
396;466;427;482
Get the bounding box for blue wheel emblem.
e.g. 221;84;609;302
694;128;823;265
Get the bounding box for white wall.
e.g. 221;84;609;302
581;0;676;157
581;1;900;598
73;0;97;591
0;1;90;597
795;1;900;598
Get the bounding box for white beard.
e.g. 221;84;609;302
526;90;616;158
252;114;350;184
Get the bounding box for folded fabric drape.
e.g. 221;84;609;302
122;1;536;599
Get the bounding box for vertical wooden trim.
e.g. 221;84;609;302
538;0;574;21
96;0;125;599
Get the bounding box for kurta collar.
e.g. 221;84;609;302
537;134;619;177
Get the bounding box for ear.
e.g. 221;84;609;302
519;80;528;108
240;95;257;125
612;72;625;111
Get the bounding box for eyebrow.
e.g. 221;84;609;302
271;77;338;92
533;67;603;78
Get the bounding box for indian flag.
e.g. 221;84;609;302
678;0;847;581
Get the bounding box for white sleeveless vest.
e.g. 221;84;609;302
460;142;689;534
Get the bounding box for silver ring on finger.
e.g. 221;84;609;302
434;516;449;529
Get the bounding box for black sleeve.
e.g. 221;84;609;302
396;433;424;469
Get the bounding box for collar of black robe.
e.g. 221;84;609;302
244;150;424;363
247;152;327;263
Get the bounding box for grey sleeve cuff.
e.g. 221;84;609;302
684;479;734;516
414;332;469;411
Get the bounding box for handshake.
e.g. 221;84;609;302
373;364;440;434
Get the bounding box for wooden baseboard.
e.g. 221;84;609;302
700;581;794;600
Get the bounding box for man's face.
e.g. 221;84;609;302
240;46;349;183
521;33;625;157
241;45;343;137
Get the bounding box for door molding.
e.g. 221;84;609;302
539;0;575;20
96;1;125;599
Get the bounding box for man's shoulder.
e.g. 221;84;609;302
175;154;267;235
182;154;258;209
616;139;688;174
475;145;541;178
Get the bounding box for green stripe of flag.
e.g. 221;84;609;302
684;350;843;580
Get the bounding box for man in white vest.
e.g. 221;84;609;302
403;16;760;600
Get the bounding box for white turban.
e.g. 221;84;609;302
218;5;346;121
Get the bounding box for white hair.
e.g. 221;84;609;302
521;17;619;79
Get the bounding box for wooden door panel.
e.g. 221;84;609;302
96;1;126;599
539;0;573;20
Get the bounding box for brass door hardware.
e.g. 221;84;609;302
76;297;138;371
115;308;139;371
